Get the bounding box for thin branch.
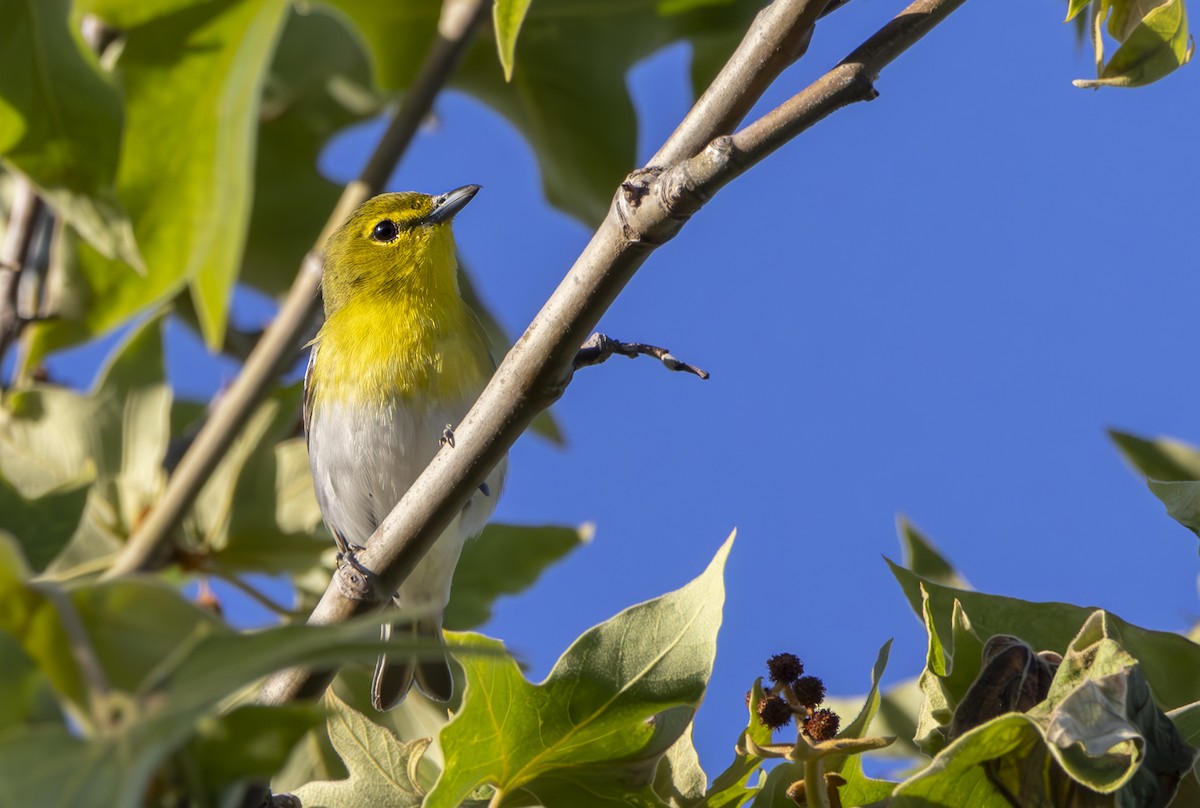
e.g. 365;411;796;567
258;0;971;706
102;0;490;580
31;583;113;732
649;0;831;167
0;177;46;386
209;569;306;619
573;332;710;379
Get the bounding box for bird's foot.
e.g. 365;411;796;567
335;544;376;602
440;424;455;448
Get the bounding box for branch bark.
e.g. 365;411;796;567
0;177;46;386
259;0;970;706
102;0;490;579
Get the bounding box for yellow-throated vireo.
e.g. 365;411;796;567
304;185;506;709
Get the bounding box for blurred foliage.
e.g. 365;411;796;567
0;0;1197;806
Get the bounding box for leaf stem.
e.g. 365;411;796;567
805;757;831;808
101;0;490;580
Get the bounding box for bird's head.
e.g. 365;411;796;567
321;185;479;315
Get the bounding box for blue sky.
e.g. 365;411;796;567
28;0;1200;782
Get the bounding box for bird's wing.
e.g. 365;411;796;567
302;342;318;449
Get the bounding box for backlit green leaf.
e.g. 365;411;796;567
1110;428;1200;482
240;5;382;297
494;0;533;81
26;0;289;360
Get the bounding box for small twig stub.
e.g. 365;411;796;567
573;332;710;380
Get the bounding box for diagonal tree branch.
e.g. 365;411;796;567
102;0;490;580
259;0;971;706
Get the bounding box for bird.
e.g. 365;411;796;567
303;185;506;709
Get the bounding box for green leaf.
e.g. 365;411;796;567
0;630;62;731
703;677;770;807
184;703;324;793
893;611;1196;807
1146;479;1200;541
1073;0;1193;87
192;383;327;576
494;0;533;81
292;691;429;808
445;522;591;630
0;384;97;498
426;532;734;806
0;0;138;266
898;515;970;589
889;562;1200;713
652;720;707;807
0;473;88;572
826;675;925;760
1066;0;1094;22
1110;428;1200;481
90;314;171;529
331;0;763;225
240;5;382;297
26;0;290;360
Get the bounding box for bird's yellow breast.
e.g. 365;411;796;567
308;294;493;412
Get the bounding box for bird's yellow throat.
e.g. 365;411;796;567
308;194;493;412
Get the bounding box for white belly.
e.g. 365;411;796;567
307;396;506;610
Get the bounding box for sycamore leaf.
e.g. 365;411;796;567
25;0;290;361
893;612;1196;807
652;721;707;807
445;522;590;630
889;562;1200;713
426;533;734;806
291;692;429;808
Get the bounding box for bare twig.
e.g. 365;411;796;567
0;177;46;385
102;0;490;580
209;569;306;619
573;332;710;379
259;0;971;706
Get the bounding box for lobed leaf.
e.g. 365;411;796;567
291;691;429;808
426;533;734;806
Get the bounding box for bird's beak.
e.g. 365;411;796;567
427;185;480;224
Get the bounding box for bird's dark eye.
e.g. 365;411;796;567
371;219;399;242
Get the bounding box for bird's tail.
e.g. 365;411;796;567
371;617;453;710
